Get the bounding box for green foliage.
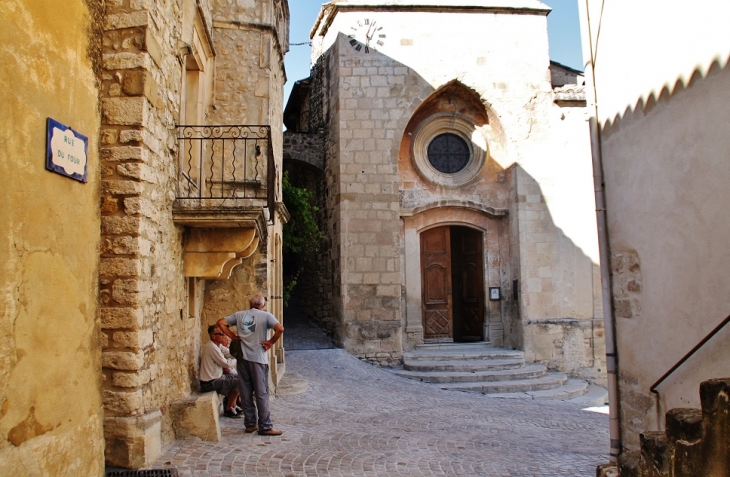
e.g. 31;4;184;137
282;172;322;305
282;172;321;255
283;270;299;307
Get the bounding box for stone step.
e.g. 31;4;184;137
636;378;730;477
405;345;524;362
487;379;592;401
436;372;569;393
394;363;548;384
415;341;491;350
530;379;590;400
398;343;597;401
639;429;668;476
404;357;525;372
666;408;703;442
567;384;609;406
476;381;608;405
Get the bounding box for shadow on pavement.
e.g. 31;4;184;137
283;296;337;351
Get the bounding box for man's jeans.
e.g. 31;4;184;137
237;359;273;430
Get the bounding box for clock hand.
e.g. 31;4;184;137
366;22;376;42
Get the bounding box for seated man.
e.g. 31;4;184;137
220;334;242;410
220;335;238;376
200;324;241;418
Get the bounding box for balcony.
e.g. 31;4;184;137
172;125;277;279
173;125;276;232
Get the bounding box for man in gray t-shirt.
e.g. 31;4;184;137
217;294;284;436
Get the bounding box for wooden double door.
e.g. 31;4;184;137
421;225;485;342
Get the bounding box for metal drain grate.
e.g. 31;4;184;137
106;470;178;477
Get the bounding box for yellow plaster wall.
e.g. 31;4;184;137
0;0;104;474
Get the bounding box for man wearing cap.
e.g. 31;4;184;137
217;294;284;436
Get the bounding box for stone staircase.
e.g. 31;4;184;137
634;377;730;477
394;342;607;404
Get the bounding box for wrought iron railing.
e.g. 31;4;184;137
176;125;276;221
650;313;730;394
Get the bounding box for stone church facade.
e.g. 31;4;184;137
285;0;605;383
2;0;289;473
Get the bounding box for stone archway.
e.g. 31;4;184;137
421;225;485;342
402;205;511;349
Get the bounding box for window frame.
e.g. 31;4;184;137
411;113;488;188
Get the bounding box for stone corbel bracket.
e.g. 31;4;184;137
184;228;260;279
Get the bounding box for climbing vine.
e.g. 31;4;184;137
282;172;322;304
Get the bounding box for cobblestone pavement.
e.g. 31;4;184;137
282;307;337;351
154;316;609;477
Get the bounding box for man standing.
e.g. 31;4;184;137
200;325;241;418
217;294;284;436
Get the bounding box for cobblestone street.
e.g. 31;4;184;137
154;316;609;477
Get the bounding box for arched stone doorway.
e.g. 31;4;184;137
421;225;485;342
401;205;511;350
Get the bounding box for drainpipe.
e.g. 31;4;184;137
578;0;621;463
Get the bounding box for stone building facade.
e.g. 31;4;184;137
2;0;289;473
284;0;605;383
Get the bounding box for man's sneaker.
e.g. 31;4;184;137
223;409;242;418
258;428;283;436
244;425;258;433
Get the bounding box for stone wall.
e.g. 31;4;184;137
212;0;288;157
608;250;647;449
523;319;607;385
100;0;195;467
200;251;266;336
610;250;642;321
549;62;583;87
0;0;106;474
198;0;289;381
515;79;603;380
321;43;348;349
99;0;289;466
325;37;410;363
284;132;325;170
603;66;730;450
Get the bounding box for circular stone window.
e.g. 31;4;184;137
427;133;470;174
412;113;487;187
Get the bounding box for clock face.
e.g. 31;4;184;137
347;18;385;53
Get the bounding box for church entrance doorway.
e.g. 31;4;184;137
420;225;485;342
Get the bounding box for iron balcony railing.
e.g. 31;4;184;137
176;125;276;222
